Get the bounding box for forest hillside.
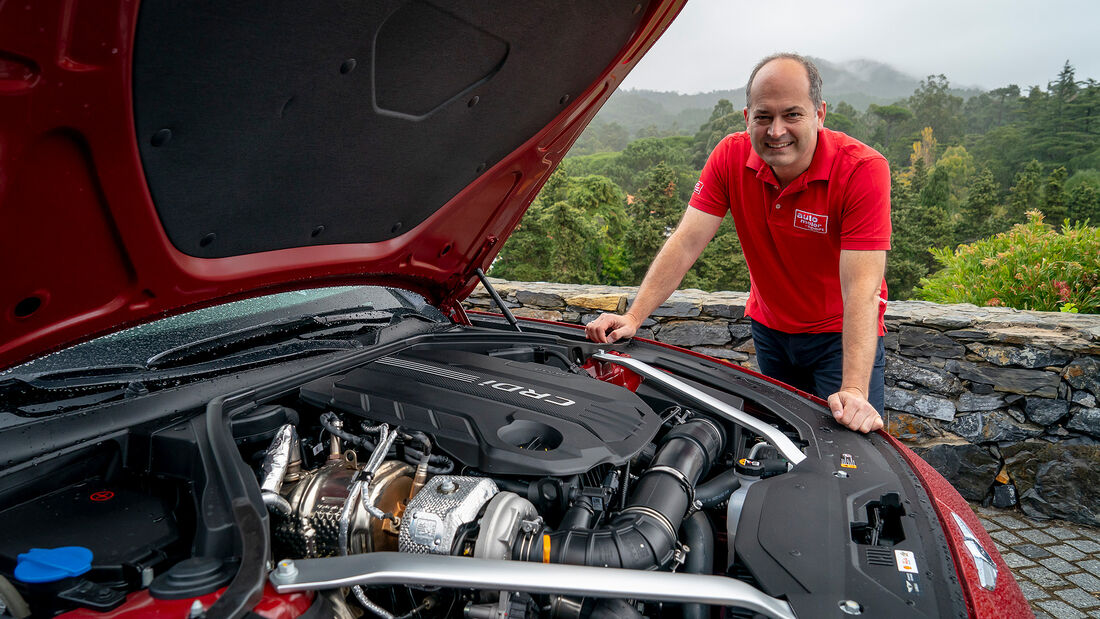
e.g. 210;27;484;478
491;61;1100;313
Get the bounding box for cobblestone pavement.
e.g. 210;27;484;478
971;503;1100;618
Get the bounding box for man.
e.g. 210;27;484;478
586;53;890;434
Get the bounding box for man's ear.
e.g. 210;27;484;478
743;107;750;124
817;101;827;129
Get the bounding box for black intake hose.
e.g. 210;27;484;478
518;418;723;570
680;511;715;619
695;468;741;508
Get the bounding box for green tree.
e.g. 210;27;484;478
887;168;955;299
636;124;678;139
969;125;1028;190
886;177;928;299
908;75;964;144
868;104;913;156
917;167;956;251
492;169;572;282
684;219;750;292
566;175;631;284
561;151;634;192
955;168;1000;244
989;85;1023;126
536;167;570;205
1065;170;1100;224
569;121;630;156
934;145;976;209
825;100;859;135
1006;160;1043;226
1049;61;1079;135
963;85;1022;134
1068;182;1100;224
692;99;745;168
626;163;684;283
620;137;689;176
1043;166;1069;228
538;200;600;282
492;169;629;285
909;157;928;195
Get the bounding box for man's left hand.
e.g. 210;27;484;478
828;387;883;433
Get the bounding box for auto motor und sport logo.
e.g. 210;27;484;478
793;209;827;234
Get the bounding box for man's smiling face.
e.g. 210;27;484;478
744;58;826;186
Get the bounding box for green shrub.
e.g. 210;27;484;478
916;211;1100;313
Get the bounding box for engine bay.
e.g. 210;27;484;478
253;342;772;618
0;331;965;619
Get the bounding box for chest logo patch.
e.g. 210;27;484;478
794;209;828;234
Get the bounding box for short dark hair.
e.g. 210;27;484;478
745;53;823;109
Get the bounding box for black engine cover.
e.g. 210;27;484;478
299;349;661;475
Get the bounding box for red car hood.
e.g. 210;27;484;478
0;0;684;371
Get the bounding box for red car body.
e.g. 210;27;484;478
0;1;1030;617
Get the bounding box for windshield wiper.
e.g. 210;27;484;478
2;380;128;416
1;341;364;417
142;306;427;370
2;307;447;415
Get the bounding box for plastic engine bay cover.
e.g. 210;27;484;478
299;350;661;475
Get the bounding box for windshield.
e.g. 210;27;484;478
1;286;446;382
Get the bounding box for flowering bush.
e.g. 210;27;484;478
916;211;1100;313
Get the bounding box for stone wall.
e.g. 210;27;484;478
465;279;1100;526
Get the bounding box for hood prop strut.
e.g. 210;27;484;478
475;268;522;333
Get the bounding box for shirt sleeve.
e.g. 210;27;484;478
688;136;733;217
839;155;892;251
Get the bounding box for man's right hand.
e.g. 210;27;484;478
585;313;641;344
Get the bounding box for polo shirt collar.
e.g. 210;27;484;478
745;128;837;190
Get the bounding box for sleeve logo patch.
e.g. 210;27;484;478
694;181;704;195
793;209;828;234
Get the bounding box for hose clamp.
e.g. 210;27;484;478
517;525;541;562
620;505;677;541
644;464;695;506
694;417;724;449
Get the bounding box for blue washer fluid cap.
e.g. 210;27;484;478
14;546;93;583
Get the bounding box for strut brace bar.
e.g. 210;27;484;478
269;553;797;619
591;352;806;465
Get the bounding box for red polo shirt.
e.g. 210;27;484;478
688;128;891;335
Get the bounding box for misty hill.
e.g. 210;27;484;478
594;57;982;138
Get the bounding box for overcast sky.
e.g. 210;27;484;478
620;0;1100;94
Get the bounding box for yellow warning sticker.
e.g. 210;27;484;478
840;453;857;469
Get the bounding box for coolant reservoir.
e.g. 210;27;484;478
725;457;765;568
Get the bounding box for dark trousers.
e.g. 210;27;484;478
750;320;886;413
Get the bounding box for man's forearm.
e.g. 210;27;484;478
840;292;879;397
624;209;721;325
838;250;886;403
625;236;704;324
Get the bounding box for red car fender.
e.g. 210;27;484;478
883;432;1033;618
58;585;315;619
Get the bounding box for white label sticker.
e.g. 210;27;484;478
895;549;919;574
